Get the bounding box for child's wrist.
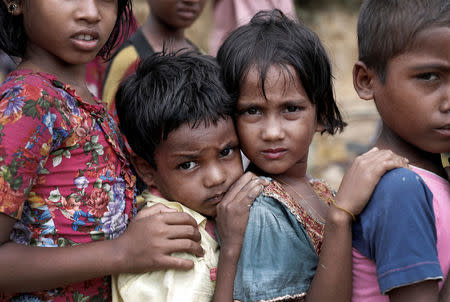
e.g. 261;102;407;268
327;204;354;226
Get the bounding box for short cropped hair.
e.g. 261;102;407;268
116;51;234;169
0;0;133;59
358;0;450;82
217;9;345;135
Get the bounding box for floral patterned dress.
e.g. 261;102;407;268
0;70;136;301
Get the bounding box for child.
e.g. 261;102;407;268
351;0;450;301
215;9;410;302
113;51;269;301
0;1;204;301
102;0;207;116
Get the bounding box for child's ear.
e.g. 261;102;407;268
130;154;157;188
353;61;375;101
3;0;23;16
315;122;325;133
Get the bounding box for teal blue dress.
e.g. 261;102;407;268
227;178;334;302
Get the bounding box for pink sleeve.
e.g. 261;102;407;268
352;248;389;302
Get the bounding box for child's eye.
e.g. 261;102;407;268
285;105;301;113
417;72;439;81
178;161;196;170
220;146;236;157
243;107;260;115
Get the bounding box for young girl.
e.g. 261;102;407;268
0;1;204;300
214;9;409;302
102;0;207;115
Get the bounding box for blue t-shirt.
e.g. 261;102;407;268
352;168;443;293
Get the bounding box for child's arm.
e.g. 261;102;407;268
0;203;203;293
306;148;409;302
213;172;270;302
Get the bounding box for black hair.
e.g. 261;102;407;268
357;0;450;82
217;9;345;135
0;0;133;60
116;51;234;169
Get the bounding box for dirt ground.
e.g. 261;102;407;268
133;0;380;190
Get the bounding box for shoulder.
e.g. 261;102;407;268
1;71;55;96
366;167;433;213
353;167;437;259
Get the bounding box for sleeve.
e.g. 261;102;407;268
233;194;318;301
352;168;443;294
113;252;215;302
0;80;53;219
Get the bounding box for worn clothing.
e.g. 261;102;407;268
0;69;136;301
112;191;219;302
352;166;450;301
232;178;335;302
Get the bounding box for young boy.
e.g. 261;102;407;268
112;51;268;302
351;0;450;301
102;0;207;117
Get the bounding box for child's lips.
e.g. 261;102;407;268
435;126;450;137
71;30;99;51
177;8;199;20
205;192;225;204
261;148;287;159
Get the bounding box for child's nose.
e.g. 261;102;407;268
204;164;227;188
261;116;284;141
76;0;101;23
441;84;450;113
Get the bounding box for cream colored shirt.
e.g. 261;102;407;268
112;191;219;302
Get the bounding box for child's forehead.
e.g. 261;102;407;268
243;63;299;87
162;117;236;145
403;25;450;54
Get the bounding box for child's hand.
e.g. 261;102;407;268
335;147;409;220
215;172;269;252
114;203;204;274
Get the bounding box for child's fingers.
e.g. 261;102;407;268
163;238;205;258
152;255;196;272
219;172;255;206
230;176;268;207
136;203;177;220
165;224;202;242
366;146;379;153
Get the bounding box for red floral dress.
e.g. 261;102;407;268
0;70;136;301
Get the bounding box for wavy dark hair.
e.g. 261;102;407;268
217;9;346;135
0;0;133;60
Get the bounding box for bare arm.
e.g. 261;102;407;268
0;203;203;293
388;269;450;302
213;172;269;302
306;148;409;302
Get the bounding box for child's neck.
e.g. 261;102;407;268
375;125;446;178
17;59;96;105
142;15;190;53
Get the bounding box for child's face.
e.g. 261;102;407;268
148;117;243;217
17;0;117;66
236;64;323;176
370;26;450;154
147;0;206;29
